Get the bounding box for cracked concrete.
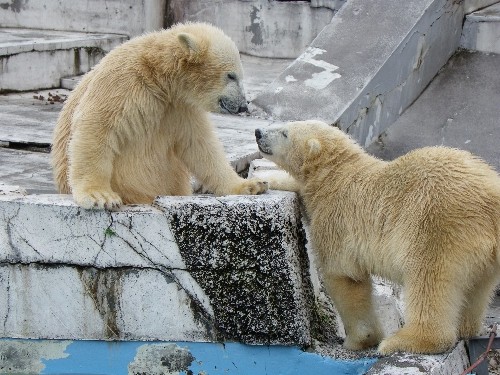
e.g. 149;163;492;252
0;192;323;345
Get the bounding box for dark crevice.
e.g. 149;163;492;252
0;141;51;154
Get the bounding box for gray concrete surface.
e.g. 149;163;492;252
461;2;500;54
254;0;465;150
167;0;337;58
366;50;500;172
0;28;127;91
0;0;166;37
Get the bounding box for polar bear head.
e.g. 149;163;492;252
255;120;359;180
175;23;247;114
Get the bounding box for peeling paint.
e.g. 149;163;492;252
4;339;375;375
246;5;264;46
297;47;341;89
0;339;70;374
285;75;297;82
129;343;194;375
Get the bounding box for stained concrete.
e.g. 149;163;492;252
0;0;166;37
167;0;337;58
366;50;500;172
0;28;127;91
254;0;464;148
461;2;500;54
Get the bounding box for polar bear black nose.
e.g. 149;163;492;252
238;103;248;113
255;129;262;140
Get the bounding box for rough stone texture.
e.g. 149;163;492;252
155;193;316;345
366;341;469;375
463;0;500;14
0;339;71;374
254;0;464;147
0;0;166;37
0;192;318;345
167;0;337;58
0;28;127;92
460;2;500;54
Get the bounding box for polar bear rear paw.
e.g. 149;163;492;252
74;189;123;210
232;178;269;195
378;327;456;355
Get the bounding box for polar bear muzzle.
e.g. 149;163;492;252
219;97;248;114
255;128;273;155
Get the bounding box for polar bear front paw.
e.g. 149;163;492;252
73;189;123;210
231;178;269;195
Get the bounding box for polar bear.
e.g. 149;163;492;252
255;120;500;354
51;22;267;209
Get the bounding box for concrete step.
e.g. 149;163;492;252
461;2;500;53
0;28;127;92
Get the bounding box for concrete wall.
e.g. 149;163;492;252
167;0;337;58
253;0;466;147
0;0;167;37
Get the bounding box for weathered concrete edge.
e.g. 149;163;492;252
366;341;469;375
253;0;465;148
0;32;128;56
340;0;464;147
0;339;378;374
0;192;318;345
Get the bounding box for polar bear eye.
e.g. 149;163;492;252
281;131;288;138
227;72;237;81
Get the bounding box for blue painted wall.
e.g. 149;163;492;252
32;340;376;375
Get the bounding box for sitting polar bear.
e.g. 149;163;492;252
255;120;500;354
51;22;267;209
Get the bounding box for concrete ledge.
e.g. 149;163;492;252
0;192;317;345
0;29;127;91
460;2;500;54
366;341;469;375
254;0;464;147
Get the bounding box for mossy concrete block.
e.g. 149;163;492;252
154;192;315;345
0;192;317;345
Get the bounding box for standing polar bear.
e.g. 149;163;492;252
52;23;267;209
255;120;500;354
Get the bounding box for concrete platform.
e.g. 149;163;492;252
366;50;500;172
0;28;127;92
461;2;500;54
254;0;465;148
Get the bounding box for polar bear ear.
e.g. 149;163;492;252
178;32;204;61
307;138;322;156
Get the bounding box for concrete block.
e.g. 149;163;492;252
463;0;500;14
167;0;336;58
0;192;318;345
154;193;315;345
366;341;469;375
460;2;500;54
0;0;166;37
0;183;26;197
0;28;127;92
253;0;464;147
